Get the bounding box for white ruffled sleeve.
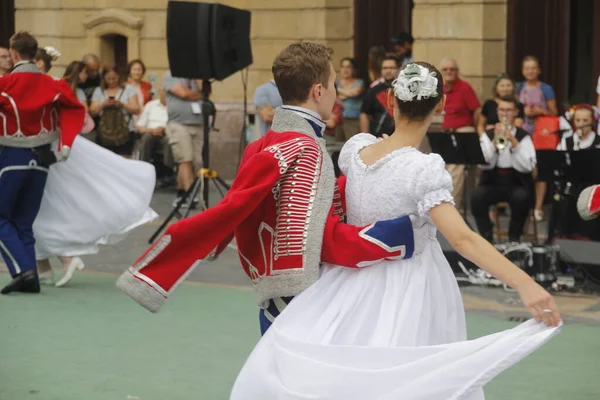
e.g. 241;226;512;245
337;133;377;176
412;153;455;216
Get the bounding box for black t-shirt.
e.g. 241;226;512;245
360;82;395;137
481;99;525;125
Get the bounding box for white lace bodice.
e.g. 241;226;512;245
338;134;455;227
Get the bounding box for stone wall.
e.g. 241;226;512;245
411;0;507;100
14;0;354;179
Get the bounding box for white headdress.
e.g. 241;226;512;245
392;63;439;102
43;46;61;62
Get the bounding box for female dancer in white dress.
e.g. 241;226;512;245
230;62;561;400
33;54;157;287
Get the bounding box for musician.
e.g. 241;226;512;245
556;104;600;241
557;105;600;151
471;96;536;243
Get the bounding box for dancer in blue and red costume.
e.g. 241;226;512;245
0;31;85;295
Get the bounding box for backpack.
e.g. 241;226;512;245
98;89;131;147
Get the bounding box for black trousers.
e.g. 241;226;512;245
471;185;531;242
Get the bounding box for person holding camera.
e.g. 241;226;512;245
89;65;140;158
471;96;536;243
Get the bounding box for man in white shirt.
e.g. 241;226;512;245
135;87;171;167
471;96;536;243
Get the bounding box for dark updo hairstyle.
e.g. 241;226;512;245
340;57;358;70
394;61;444;120
35;48;53;72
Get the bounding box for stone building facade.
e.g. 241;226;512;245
12;0;594;178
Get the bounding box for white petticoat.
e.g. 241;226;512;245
230;239;561;400
33;136;158;259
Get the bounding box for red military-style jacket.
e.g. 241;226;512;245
0;63;85;151
118;109;416;313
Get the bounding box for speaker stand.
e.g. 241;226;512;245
148;80;231;244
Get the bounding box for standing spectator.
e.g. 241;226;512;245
0;46;12;76
391;32;414;66
516;56;558;221
253;79;282;137
79;53;101;105
477;73;525;134
128;59;153;107
440;57;481;209
359;53;400;137
516;56;558;133
89;65;140;157
163;71;204;207
367;46;386;88
336;57;365;140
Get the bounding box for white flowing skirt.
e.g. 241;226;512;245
33;136;158;260
231;239;560;400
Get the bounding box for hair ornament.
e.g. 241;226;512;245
392;63;439;102
44;46;61;61
565;104;600;122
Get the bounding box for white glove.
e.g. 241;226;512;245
53;145;70;162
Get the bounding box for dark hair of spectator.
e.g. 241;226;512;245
340;57;358;70
497;95;519;108
100;64;124;89
128;59;147;76
63;61;86;93
392;32;414;45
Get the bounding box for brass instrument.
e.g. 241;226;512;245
495;117;511;151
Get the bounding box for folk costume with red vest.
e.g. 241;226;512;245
0;61;85;292
117;106;424;321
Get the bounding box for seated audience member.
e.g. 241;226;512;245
136;87;170;164
478;73;524;134
471;96;536;243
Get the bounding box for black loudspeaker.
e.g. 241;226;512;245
166;1;252;80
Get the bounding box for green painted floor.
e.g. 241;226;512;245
1;272;599;400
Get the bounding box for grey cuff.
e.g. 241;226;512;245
116;269;166;313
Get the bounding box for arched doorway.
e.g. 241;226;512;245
100;33;128;69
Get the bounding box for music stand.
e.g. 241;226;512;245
427;131;486;220
537;149;600;243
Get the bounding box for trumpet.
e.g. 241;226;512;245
495;117;511;151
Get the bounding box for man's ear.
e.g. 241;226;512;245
387;89;395;110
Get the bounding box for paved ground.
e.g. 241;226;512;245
1;187;600;399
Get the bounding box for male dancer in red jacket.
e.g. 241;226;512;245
117;42;428;334
0;31;85;294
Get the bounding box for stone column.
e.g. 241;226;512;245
411;0;508;99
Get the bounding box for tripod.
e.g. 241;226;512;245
149;80;230;244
